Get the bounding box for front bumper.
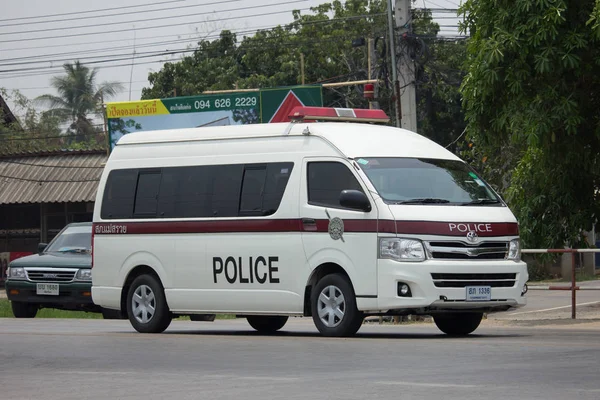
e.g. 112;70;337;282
372;259;528;314
5;280;99;312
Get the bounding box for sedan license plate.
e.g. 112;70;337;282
36;283;59;296
466;286;491;301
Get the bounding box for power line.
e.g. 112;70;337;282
0;0;306;38
0;5;313;44
0;0;184;22
0;14;388;77
0;0;242;28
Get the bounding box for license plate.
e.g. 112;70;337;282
466;286;491;301
36;283;59;296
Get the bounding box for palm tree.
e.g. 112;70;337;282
36;61;124;143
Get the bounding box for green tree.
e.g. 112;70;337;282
36;61;123;144
0;89;63;154
459;0;600;249
141;1;466;145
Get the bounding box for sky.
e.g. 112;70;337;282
0;0;462;113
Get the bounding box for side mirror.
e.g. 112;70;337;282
339;190;372;212
38;243;48;254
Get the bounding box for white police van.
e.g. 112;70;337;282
92;106;528;337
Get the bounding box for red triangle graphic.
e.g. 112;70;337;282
269;91;305;123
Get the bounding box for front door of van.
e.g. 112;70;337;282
299;158;379;301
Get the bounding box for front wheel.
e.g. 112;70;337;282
311;273;363;337
11;302;38;318
433;312;483;336
246;316;288;333
126;274;172;333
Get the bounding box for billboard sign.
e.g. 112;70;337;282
106;86;322;151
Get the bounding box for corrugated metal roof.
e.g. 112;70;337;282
0;150;107;204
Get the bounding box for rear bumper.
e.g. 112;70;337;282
5;280;99;311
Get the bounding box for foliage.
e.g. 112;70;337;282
459;0;600;249
35;61;123;147
0;89;63;154
141;0;466;144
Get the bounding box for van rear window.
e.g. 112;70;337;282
100;162;294;220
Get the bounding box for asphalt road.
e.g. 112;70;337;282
1;318;599;400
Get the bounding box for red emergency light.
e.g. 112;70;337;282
288;106;390;124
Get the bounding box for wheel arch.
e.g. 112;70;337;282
303;262;353;317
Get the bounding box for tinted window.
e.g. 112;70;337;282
308;162;364;208
239;163;293;216
101;169;138;219
211;165;243;217
240;167;267;214
134;171;161;216
158;166;212;218
102;162;294;219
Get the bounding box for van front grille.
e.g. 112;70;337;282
431;273;517;288
426;241;509;260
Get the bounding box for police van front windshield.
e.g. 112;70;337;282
356;157;502;206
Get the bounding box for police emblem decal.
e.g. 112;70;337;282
325;210;345;242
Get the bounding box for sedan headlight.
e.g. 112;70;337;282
379;238;426;262
507;239;521;261
75;269;92;281
7;267;26;280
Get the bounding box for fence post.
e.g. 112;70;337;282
571;252;576;319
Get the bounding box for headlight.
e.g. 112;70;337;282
379;238;426;262
7;267;26;280
507;239;521;261
75;269;92;281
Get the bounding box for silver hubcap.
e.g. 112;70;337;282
132;284;155;324
318;285;345;328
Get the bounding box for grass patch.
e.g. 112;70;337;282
0;299;102;319
0;299;237;320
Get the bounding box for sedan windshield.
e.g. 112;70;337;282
45;226;92;253
356;157;502;206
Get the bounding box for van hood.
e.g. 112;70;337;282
383;204;519;238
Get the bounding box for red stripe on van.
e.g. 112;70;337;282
93;220;518;236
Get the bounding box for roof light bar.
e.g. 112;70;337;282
288;106;390;124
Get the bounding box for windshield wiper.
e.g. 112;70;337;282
393;198;451;205
460;199;500;206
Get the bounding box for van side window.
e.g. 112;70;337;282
307;162;364;208
133;171;161;217
239;163;294;216
101;169;138;219
158;166;212;218
211;165;244;217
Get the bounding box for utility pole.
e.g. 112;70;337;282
394;0;418;132
386;0;400;127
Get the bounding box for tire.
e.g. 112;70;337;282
190;314;216;322
101;307;126;320
126;274;172;333
246;316;288;333
433;312;483;336
311;273;363;337
11;302;38;318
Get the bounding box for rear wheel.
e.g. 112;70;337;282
126;274;172;333
311;273;363;337
246;316;288;333
11;302;38;318
433;312;483;336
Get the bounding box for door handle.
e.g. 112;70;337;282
302;218;317;231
